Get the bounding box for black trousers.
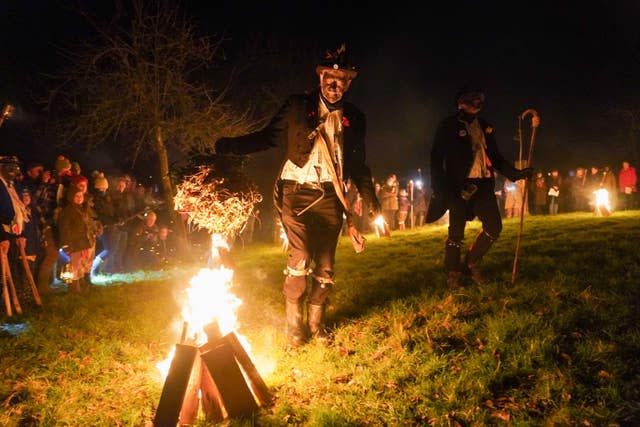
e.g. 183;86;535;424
448;178;502;244
280;181;343;305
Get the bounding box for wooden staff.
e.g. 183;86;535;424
17;240;41;306
1;241;22;315
1;242;12;316
511;109;540;284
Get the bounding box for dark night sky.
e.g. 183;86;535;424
1;1;640;185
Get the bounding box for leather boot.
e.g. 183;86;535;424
307;303;330;345
465;231;496;285
447;271;464;289
285;299;306;348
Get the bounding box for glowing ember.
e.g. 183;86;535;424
173;166;262;238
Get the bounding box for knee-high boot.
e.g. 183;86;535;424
464;230;496;284
307;303;330;345
285;299;306;348
445;239;463;288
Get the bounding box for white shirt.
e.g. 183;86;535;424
280;98;343;183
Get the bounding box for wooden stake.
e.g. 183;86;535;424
199;359;225;422
1;243;22;315
1;244;12;316
224;332;271;406
153;343;198;427
18;243;41;306
201;340;259;418
178;350;202;426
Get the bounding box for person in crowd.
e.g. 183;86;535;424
20;189;41;279
547;168;562;215
412;180;428;226
128;210;160;270
214;44;380;348
157;224;176;266
380;174;399;230
19;161;44;195
107;176;136;273
503;178;523;218
91;172;116;275
530;170;548;215
569;166;589;211
0;156;32;302
601;165;617;210
427;86;533;288
34;157;65;294
618;160;637;210
397;188;410;230
57;187;97;293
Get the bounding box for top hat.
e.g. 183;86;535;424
0;155;20;165
315;43;357;80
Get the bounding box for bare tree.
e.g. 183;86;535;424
44;0;259;250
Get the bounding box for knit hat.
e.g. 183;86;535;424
93;172;109;191
54;155;72;173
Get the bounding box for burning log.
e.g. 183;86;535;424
153;344;198;427
225;332;272;406
200;339;259;418
154;321;269;426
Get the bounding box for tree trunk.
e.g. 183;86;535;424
155;126;190;255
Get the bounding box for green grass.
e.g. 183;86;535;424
1;211;640;426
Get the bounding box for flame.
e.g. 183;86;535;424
593;188;612;216
372;215;389;237
156;167;274;380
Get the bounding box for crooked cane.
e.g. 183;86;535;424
511;109;540;284
18;241;42;306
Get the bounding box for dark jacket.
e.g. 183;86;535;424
430;113;521;197
426;113;523;223
216;89;379;214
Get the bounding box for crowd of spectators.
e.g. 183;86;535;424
2;154;177;302
346;160;637;234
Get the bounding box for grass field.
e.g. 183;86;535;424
1;210;639;426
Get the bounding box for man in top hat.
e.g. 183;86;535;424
427;87;533;288
0;156;29;241
215;44;381;348
0;155;32;302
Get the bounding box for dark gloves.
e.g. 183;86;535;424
514;167;534;181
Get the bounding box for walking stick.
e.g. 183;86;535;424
18;239;42;306
1;241;23;315
1;242;12;316
511;109;540;284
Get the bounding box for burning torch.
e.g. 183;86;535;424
0;104;14;128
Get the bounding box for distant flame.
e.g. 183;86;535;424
593;188;612;216
372;215;389;237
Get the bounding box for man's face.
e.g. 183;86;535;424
320;70;352;104
0;162;20;182
27;166;43;179
458;92;485;115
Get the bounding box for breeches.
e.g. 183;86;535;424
280;182;343;303
448;179;502;244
